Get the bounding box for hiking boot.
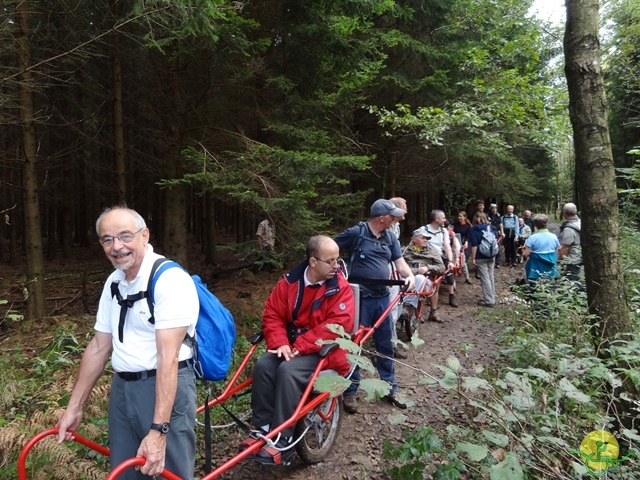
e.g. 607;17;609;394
428;309;444;323
394;348;408;359
449;294;458;308
343;394;358;414
382;393;407;409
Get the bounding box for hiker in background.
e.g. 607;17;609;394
246;235;355;464
388;197;408;359
487;203;503;269
424;209;459;308
501;205;520;267
522;210;534;230
388;197;407;240
515;217;531;264
523;214;561;281
450;215;472;284
469;212;499;307
558;203;582;281
335;198;416;413
57;206;199;480
256;217;276;251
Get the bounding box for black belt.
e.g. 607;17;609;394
117;359;190;381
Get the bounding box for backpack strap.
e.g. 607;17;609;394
146;258;181;323
347;221;367;269
108;257;179;343
110;282;148;343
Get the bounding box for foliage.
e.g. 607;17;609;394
368;0;570;206
162;143;372;257
604;0;640;171
380;233;640;478
1;318;260;480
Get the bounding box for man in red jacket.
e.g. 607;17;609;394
248;235;355;464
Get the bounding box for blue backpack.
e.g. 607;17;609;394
147;258;236;382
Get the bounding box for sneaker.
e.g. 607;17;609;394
495;264;500;269
382;393;407;409
343;394;358;414
254;437;295;465
428;310;444;323
477;300;495;308
464;278;473;284
394;348;408;359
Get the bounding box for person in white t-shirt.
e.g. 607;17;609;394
57;206;199;480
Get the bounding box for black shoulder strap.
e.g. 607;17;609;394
560;223;580;234
348;221;367;268
110;281;148;343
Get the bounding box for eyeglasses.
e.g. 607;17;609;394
315;257;339;266
99;228;144;247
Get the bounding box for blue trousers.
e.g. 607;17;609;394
345;295;397;396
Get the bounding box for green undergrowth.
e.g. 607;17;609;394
381;253;640;478
0;315;263;479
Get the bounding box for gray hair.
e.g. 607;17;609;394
533;214;548;229
562;203;578;216
95;206;147;235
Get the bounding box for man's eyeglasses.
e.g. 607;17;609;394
99;228;144;247
315;257;339;266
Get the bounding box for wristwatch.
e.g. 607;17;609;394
150;422;171;435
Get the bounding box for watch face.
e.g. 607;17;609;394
152;422;170;435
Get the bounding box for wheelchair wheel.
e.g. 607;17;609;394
396;311;418;341
294;395;342;464
404;312;418;341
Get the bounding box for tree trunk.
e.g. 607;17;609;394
15;2;46;320
564;1;631;343
111;0;126;203
160;58;188;265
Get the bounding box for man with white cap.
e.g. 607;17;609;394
334;199;416;413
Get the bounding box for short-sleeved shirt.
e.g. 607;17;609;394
95;245;199;372
424;224;448;255
525;230;561;279
560;218;582;265
334;222;402;298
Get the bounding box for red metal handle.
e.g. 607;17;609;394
17;427;109;480
105;458;182;480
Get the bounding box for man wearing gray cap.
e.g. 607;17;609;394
334;199;416;413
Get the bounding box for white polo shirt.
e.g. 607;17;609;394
95;245;199;373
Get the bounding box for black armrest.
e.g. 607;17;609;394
249;332;264;345
319;343;338;357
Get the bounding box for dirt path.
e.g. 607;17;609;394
205;264;522;480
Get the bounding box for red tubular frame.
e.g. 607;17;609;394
18;278;433;480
